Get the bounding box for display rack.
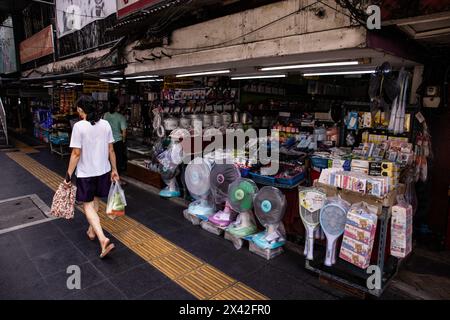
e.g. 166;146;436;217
304;182;402;297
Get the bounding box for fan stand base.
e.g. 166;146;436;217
159;189;181;198
183;209;206;225
187;201;215;218
200;220;224;236
249;239;284;260
224;231;244;250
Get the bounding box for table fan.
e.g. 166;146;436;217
208;163;241;227
320;197;350;266
252;186;287;250
184;157;215;217
299;188;326;260
224;178;258;235
157;142;183;198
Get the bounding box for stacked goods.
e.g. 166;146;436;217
319;169;392;197
390;202;413;258
340;202;378;269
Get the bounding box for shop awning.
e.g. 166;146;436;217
19;71;84;83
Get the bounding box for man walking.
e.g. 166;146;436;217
104;96;127;185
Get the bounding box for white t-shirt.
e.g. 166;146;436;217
69;119;115;178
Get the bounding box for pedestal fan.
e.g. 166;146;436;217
251;186;287;250
299;188;327;260
157;142;183;198
184;157;215;217
225;178;258;236
320;197;350;266
208;163;241;227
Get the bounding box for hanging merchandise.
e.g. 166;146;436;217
339;202;378;269
184;157;215;217
157;142;183;198
223;178;258;234
252;186;287;250
299;188;327;260
414;121;432;183
388;69;409;134
369;62;401;118
390;200;413;258
152;107;165;138
209;163;242;228
319;197;351;266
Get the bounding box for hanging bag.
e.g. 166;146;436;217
50;177;77;219
106;181;127;219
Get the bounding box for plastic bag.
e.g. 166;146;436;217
106;182;127;219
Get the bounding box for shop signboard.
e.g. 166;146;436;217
19;25;54;64
56;0;117;38
116;0;165;19
83;80;109;93
0;16;17;74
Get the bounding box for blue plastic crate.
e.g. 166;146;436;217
248;172;276;185
276;172;305;186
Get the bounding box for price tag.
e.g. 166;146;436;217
415;112;425;123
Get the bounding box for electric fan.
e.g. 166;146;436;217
224;178;258;236
299;188;326;260
208;163;241;228
157;142;183;198
320;198;350;266
184;157;215;217
252;186;287;250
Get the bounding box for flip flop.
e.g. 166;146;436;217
100;240;115;259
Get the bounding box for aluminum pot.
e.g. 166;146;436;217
222;112;232;127
163;117;179;131
240;111;252;124
212;113;222;128
261;116;270;128
202;113;213;128
179;115;191;129
232;111;240;123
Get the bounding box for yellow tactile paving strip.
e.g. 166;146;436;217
6;151;268;300
9;138;40;154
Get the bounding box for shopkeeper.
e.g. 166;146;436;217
103;96;128;183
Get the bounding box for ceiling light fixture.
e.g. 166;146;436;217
125;75;158;80
303;70;376;76
260;61;359;71
135;79;164;82
231;75;286;80
100;79;120;84
176;70;231;78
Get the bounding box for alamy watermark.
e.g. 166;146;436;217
366;265;382;291
66;265;81;290
366;5;381;30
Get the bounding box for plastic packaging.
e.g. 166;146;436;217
106;182;127;219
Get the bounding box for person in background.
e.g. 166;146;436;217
103;96;128;185
66;96;118;258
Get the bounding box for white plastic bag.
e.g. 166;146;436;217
106;182;127;219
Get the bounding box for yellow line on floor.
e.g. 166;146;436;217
6;151;268;300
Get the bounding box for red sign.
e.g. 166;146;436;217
116;0;165;19
20;25;54;64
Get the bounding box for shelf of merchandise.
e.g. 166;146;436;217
304;188;401;297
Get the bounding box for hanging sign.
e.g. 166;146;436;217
19;25;54;64
83;80;109;93
56;0;117;38
116;0;165;19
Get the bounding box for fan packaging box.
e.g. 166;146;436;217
340;203;378;269
390;203;413;258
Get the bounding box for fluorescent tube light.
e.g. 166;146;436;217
43;85;53;88
100;79;120;84
136;79;164;82
303;70;376;76
231;75;286;80
125;75;158;80
260;61;359;71
110;77;123;81
176;70;230;78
